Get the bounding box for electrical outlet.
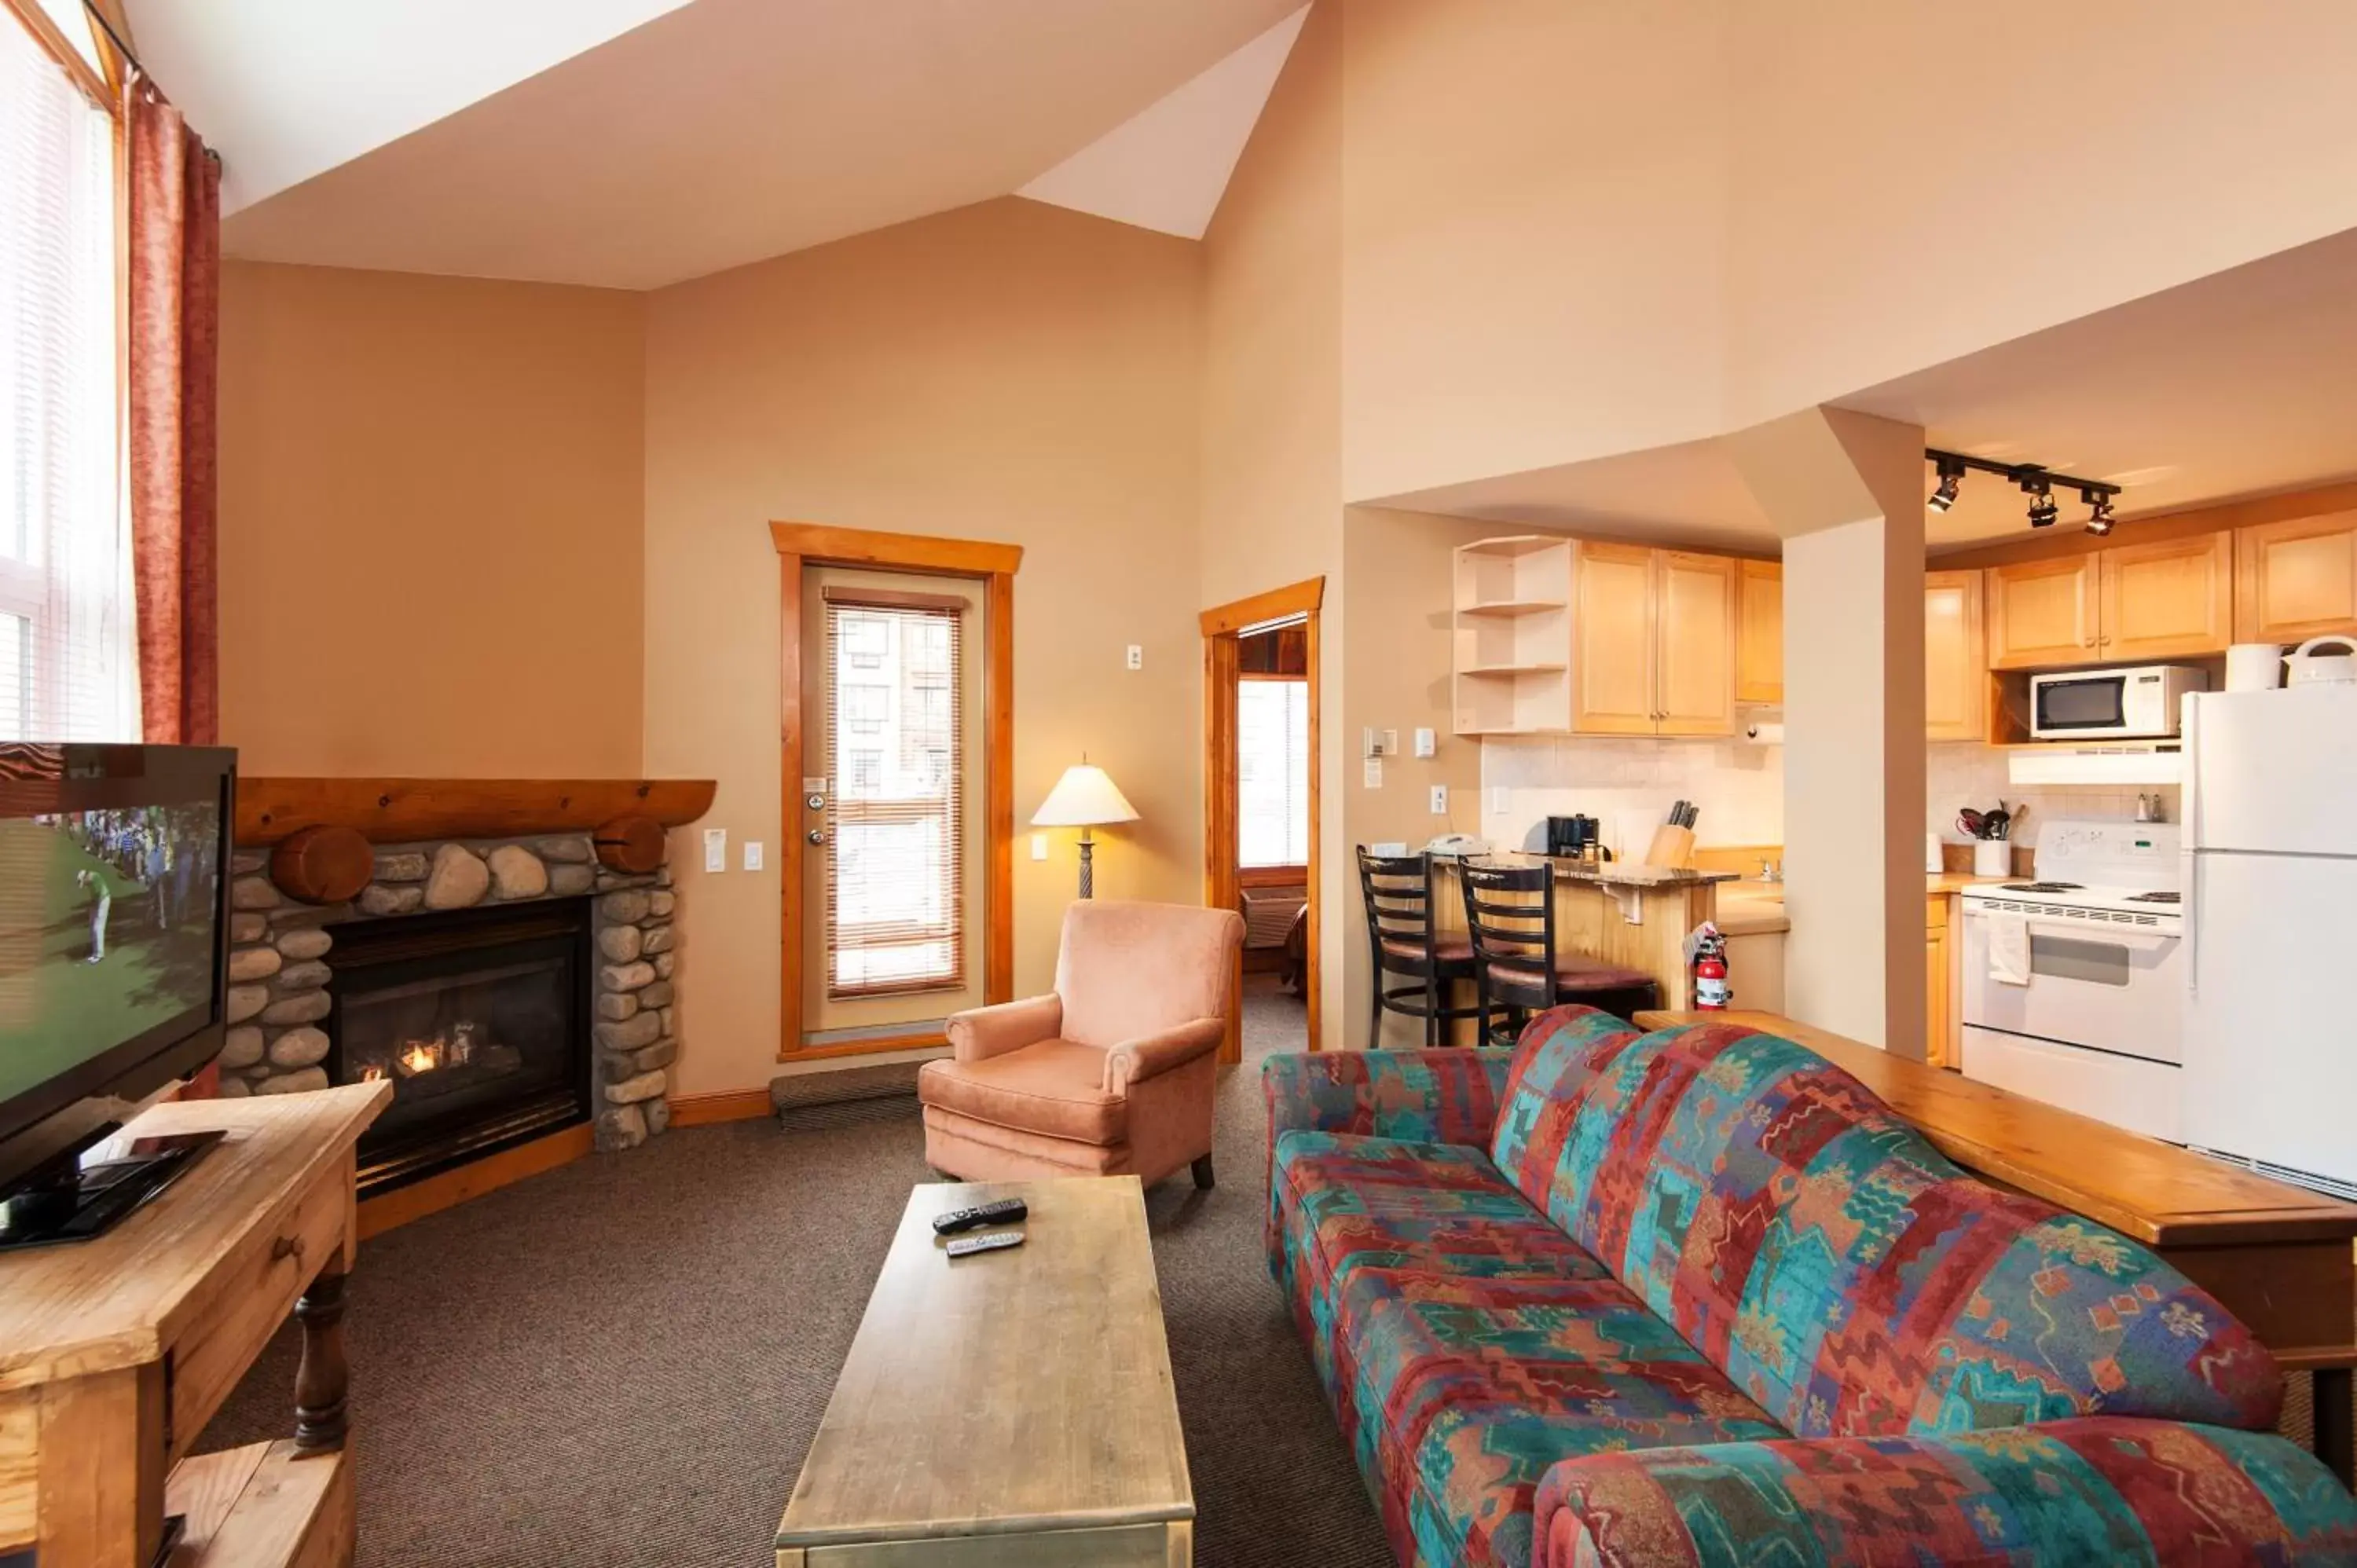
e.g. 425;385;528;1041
1429;785;1449;815
742;840;764;872
1125;644;1142;670
1030;833;1049;861
702;827;727;873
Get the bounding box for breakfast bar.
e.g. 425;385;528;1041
1428;855;1734;1014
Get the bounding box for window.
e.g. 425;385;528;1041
823;592;966;996
1237;677;1308;867
1;10;137;742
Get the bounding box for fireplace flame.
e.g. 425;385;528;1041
399;1039;442;1075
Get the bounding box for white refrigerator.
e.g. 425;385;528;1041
2182;685;2357;1197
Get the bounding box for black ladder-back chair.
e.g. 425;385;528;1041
1457;859;1661;1048
1355;848;1482;1048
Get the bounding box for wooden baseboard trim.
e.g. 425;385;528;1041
667;1088;775;1127
357;1122;593;1240
777;1031;949;1064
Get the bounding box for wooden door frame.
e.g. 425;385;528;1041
773;522;1022;1061
1201;577;1325;1061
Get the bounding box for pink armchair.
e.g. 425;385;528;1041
917;899;1245;1189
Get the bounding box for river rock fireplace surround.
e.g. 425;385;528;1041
222;779;716;1196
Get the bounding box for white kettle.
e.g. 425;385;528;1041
2284;636;2357;686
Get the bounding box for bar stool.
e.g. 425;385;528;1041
1458;859;1660;1046
1356;848;1483;1049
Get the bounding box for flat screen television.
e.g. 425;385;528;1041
0;743;235;1244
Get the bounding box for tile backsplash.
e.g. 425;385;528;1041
1479;736;1784;862
1927;741;2178;848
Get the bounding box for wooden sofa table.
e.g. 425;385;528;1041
1638;1009;2357;1485
0;1082;389;1568
776;1176;1193;1566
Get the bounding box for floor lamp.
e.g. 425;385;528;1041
1032;762;1139;899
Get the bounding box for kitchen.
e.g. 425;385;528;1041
1432;485;2357;1197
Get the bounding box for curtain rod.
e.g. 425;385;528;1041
78;0;145;90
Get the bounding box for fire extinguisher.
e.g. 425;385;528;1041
1688;921;1730;1011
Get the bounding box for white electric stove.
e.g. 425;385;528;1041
1958;820;2184;1141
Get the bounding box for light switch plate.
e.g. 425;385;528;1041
702;826;727;872
1429;785;1449;815
1413;727;1436;758
742;841;764;871
1030;833;1049;861
1363;757;1384;788
1125;644;1142;670
1489;786;1509;815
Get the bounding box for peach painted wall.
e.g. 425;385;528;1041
217;262;646;775
1337;0;1729;503
1200;1;1350;1046
642;198;1206;1097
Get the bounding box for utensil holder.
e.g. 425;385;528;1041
1973;838;2011;878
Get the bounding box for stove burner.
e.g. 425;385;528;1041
2124;891;2182;903
2000;881;2084;893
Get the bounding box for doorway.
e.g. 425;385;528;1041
773;523;1020;1061
1201;577;1324;1061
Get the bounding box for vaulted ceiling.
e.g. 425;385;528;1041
131;0;1306;290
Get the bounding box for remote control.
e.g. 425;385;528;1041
944;1229;1025;1258
933;1197;1028;1236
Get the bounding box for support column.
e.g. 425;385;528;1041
1728;408;1926;1055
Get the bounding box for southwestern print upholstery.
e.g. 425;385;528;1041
1533;1418;2357;1568
1263;1008;2356;1567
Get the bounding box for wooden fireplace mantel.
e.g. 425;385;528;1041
234;777;719;846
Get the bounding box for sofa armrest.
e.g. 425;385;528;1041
1261;1049;1512;1151
1533;1419;2357;1568
944;994;1062;1063
1102;1017;1224;1094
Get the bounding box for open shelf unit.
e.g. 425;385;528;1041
1453;536;1574;735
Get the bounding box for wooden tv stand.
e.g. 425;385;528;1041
0;1082;390;1567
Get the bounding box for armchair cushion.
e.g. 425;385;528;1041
916;1040;1124;1145
1102;1017;1224;1094
1055;899;1244;1048
1532;1419;2357;1568
944;993;1062;1063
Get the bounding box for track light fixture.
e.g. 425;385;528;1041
1923;447;2123;536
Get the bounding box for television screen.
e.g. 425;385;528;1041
0;744;232;1189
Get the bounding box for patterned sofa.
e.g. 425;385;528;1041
1264;1006;2357;1567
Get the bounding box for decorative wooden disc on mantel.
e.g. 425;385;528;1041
269;824;375;905
593;815;665;874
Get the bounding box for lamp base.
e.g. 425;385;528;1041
1077;837;1094;899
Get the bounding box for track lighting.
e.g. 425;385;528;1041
2084;489;2116;536
1930;456;1964;512
2025;480;2058;528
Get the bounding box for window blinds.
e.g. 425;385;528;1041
1237;678;1309;867
822;590;966;998
0;13;138;743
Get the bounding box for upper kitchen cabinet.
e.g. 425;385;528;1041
2236;511;2357;643
1654;551;1739;736
1987;556;2097;669
1568;540;1659;735
1925;570;1987;741
1451;535;1574;735
2098;532;2234;661
1735;559;1783;705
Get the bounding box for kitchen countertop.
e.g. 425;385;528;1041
1929;873;2011;896
1430;856;1736;888
1714;874;2013;939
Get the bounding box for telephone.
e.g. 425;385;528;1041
1423;833;1489;859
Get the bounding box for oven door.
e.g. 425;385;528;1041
1959;907;2184;1065
2029;672;2135;738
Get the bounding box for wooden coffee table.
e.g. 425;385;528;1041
775;1176;1194;1566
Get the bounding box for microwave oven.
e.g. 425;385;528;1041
2029;665;2209;740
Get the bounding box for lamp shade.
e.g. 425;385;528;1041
1031;764;1139;828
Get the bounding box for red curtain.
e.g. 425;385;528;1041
126;81;220;746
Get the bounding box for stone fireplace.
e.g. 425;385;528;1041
221;779;713;1192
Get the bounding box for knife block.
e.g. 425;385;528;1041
1642;822;1695;870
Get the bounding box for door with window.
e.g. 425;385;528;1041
797;566;986;1044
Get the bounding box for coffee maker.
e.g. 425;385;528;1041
1545;815;1608;862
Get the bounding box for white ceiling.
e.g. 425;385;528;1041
1376;224;2357;555
1018;6;1305;242
199;0;1305;290
123;0;693;215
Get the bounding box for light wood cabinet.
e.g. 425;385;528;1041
1924;570;1987;742
1735;559;1783;705
1569;541;1662;736
1450;536;1574;735
2237;511;2357;643
2099;532;2234;660
1988;556;2097;669
1926;892;1956;1070
1655;551;1739;736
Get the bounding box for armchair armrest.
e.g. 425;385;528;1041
1533;1419;2357;1568
1102;1017;1224;1094
1261;1049;1513;1152
944;994;1062;1063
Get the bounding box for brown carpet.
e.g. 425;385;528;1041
197;980;1393;1567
